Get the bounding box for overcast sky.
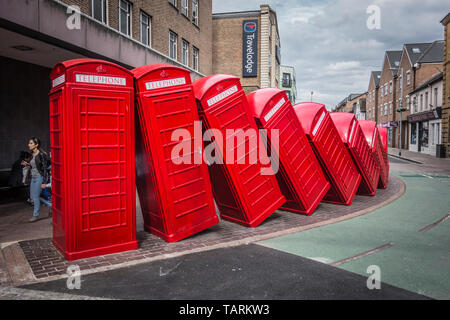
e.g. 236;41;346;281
212;0;448;109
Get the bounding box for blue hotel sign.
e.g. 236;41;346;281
242;20;258;77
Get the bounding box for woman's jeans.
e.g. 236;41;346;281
30;175;43;217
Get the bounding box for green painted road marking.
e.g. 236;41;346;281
257;171;450;299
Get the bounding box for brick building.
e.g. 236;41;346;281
378;50;402;148
366;71;381;122
212;4;281;93
0;0;212;171
441;13;450;158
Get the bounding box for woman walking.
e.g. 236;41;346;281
28;137;50;222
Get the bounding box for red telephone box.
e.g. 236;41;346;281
49;59;137;260
193;75;285;227
293;103;361;205
359;121;388;189
377;126;390;169
246;88;330;215
132;65;218;242
330;113;380;196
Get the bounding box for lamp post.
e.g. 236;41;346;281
396;107;407;156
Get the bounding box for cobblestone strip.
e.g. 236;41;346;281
16;176;404;285
0;285;111;300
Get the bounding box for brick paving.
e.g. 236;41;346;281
18;176;402;281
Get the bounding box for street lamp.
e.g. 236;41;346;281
396;107;407;157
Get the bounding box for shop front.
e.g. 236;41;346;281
408;108;442;156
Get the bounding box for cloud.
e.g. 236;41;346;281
212;0;447;109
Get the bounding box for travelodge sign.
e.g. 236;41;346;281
242;20;258;77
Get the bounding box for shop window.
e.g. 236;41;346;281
411;123;417;145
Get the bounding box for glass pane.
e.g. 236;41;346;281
120;11;128;34
93;0;102;21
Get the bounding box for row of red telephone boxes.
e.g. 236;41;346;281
48;59;389;260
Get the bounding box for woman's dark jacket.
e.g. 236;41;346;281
35;152;50;183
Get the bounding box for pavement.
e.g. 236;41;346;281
388;147;450;175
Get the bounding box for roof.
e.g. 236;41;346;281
371;71;381;87
385;51;402;76
410;72;443;94
404;43;432;65
417;40;444;64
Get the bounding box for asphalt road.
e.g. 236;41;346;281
21;243;429;300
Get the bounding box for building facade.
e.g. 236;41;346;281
366;71;381;122
280;65;297;103
441;13;450;158
408;73;443;156
0;0;212;170
212;4;281;93
378;50;402;148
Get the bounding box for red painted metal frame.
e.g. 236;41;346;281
293;103;361;205
359;121;388;189
133;64;218;242
49;59;137;260
246;88;330;215
330;113;380;196
193;75;285;227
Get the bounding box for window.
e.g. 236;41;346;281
282;73;291;87
192;46;199;71
182;39;189;66
389;81;392;94
92;0;107;24
399;75;403;91
140;11;151;47
425;92;428;110
384;104;387;115
192;0;198;25
181;0;188;17
169;31;177;60
384;84;388;96
168;0;177;7
434;88;438;107
406;70;411;86
420;94;423;111
390;102;393;114
413;96;417;112
119;0;132;36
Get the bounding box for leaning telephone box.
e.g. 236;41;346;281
133;65;218;242
377;126;390;170
193;75;285;227
359;121;388;189
293;103;361;205
246;88;330;215
330;113;380;196
49;59;137;260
